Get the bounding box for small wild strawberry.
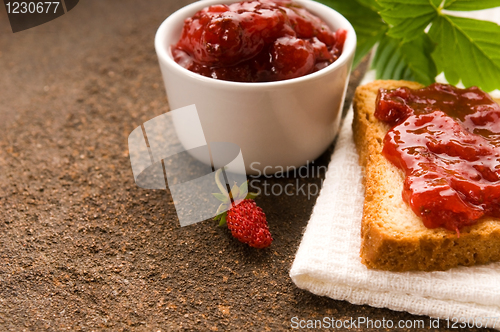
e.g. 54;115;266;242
213;169;272;249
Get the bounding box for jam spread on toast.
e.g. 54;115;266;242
376;83;500;233
172;0;346;82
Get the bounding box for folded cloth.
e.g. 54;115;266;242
290;75;500;329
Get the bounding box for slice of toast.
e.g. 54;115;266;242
352;80;500;271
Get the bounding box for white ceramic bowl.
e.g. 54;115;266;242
155;0;356;175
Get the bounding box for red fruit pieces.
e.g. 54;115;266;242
178;1;291;66
227;199;272;249
173;0;347;82
206;4;230;13
284;6;334;45
333;28;347;54
177;8;248;66
310;37;332;61
270;36;315;80
203;15;246;65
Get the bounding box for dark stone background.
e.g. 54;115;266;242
0;1;493;331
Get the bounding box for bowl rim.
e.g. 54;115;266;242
155;0;356;88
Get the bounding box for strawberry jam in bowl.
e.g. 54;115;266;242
172;0;347;82
155;0;356;174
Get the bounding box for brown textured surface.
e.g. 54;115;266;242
0;1;495;331
353;80;500;271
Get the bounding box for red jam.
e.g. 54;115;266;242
172;0;346;82
376;83;500;233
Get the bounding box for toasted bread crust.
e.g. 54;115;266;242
353;80;500;271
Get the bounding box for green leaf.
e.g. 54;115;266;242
378;0;438;42
318;0;388;67
219;214;227;227
245;192;259;200
444;0;500;11
239;181;248;198
212;193;228;202
214;168;228;194
428;15;500;91
230;184;240;200
372;33;437;85
321;0;500;91
357;0;383;11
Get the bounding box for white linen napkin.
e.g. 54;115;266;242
290;71;500;329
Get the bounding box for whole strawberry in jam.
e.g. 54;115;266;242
172;0;346;82
213;169;272;248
